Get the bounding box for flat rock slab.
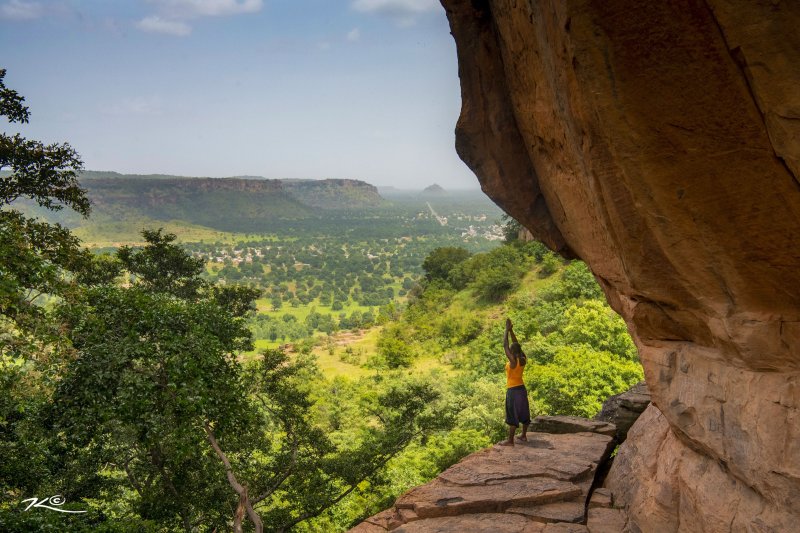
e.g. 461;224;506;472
507;501;586;523
437;433;611;486
544;524;589;533
349;422;615;531
349;522;392;533
396;476;581;519
393;513;547;532
394;432;613;521
530;416;617;437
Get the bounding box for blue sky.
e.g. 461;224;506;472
1;0;478;189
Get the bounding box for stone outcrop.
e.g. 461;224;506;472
440;0;800;530
593;381;650;443
351;418;621;532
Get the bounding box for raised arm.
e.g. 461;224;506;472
504;318;515;366
509;327;526;363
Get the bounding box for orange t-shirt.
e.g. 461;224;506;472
505;360;524;388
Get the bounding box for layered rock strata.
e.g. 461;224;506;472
440;0;800;530
351;417;621;532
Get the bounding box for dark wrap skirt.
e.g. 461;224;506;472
505;384;531;427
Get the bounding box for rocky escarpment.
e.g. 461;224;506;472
83;176;383;211
440;0;800;530
47;175;386;232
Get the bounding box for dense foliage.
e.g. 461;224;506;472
2;230;454;532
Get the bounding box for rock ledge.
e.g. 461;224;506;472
350;418;626;532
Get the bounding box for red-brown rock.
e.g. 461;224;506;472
440;0;800;530
350;429;613;531
586;507;627;533
530;416;616;437
392;513;545;532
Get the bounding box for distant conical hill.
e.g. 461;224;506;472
422;183;446;194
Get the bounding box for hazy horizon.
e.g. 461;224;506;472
1;0;479;189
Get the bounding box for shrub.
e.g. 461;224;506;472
538;252;560;277
422;247;471;284
377;331;414;368
559;261;603;299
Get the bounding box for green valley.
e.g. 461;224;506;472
2;165;642;531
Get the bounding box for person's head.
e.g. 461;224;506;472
510;342;526;365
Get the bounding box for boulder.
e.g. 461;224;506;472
594;382;650;443
351;509;398;532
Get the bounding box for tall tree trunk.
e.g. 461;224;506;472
204;424;264;533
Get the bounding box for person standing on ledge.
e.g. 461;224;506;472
501;318;531;446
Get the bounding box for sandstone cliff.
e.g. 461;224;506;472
440;0;800;530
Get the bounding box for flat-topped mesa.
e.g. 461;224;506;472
440;0;800;530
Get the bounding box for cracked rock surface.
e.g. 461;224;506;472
350;421;621;532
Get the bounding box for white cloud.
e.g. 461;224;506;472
351;0;438;18
136;0;263;37
0;0;43;20
136;15;191;36
147;0;263;19
346;27;360;42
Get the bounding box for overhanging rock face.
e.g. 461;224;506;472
440;0;800;530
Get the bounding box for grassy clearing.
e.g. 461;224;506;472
254;297;379;320
76;217;286;249
310;327;380;379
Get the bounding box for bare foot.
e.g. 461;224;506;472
499;440;514;446
517;436;527;442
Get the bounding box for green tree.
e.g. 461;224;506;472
526;345;643;417
472;266;517;302
421;247;470;284
538;252;560;277
116;229;205;298
376;328;414;368
500;213;522;242
0;70;111;528
560;300;637;360
0;68;91;339
559;261;603;300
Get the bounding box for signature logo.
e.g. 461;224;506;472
21;495;87;514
